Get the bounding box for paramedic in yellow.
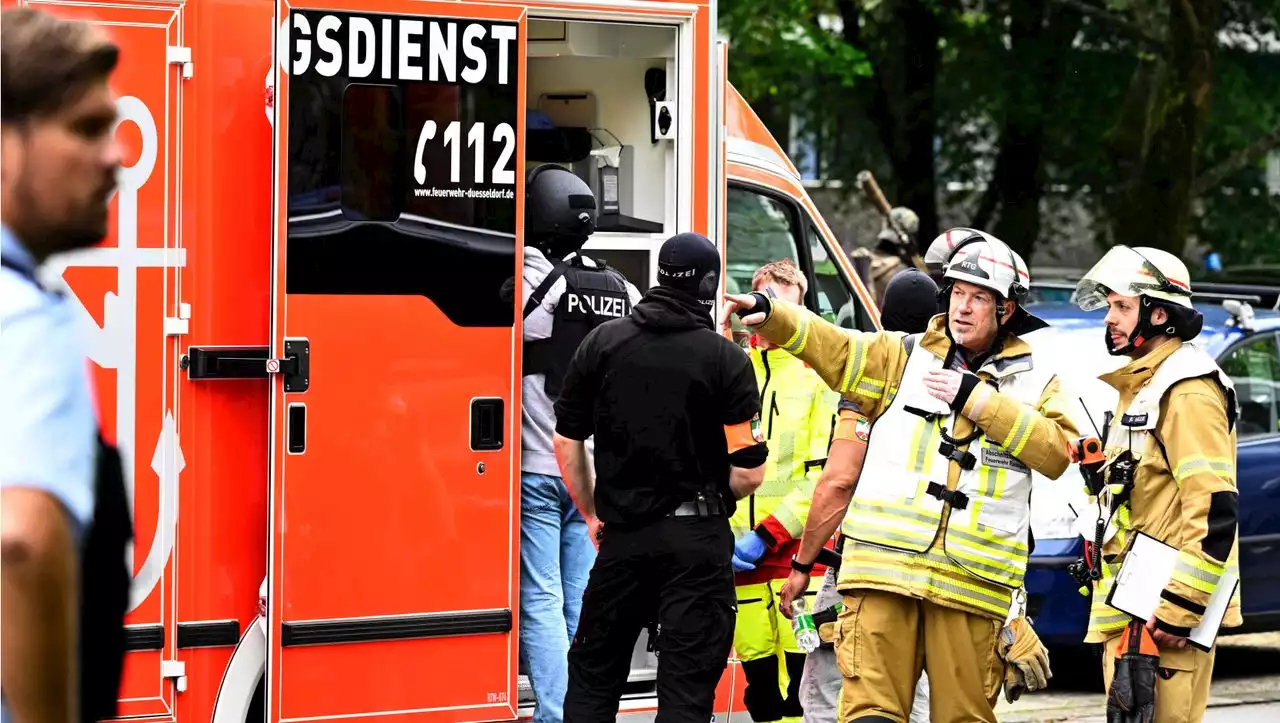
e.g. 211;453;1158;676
1071;246;1240;723
729;259;839;723
723;228;1079;723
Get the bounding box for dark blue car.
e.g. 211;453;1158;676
1021;298;1280;646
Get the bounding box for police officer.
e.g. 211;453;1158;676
553;232;768;723
724;228;1079;723
850;206;917;306
1071;247;1240;723
1;9;131;723
516;163;640;723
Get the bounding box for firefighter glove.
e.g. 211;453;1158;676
731;530;767;572
996;616;1052;703
1106;622;1159;723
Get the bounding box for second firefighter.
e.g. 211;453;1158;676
729;259;839;723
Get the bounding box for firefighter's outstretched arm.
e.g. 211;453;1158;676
723;293;904;414
926;370;1079;480
1149;378;1238;641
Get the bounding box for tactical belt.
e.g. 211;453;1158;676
668;494;726;518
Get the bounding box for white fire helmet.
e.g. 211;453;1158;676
1074;245;1194;312
938;228;1031;304
929;227;1046;336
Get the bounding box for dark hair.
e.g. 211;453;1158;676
1;8;119;124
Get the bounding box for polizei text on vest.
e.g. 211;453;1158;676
289;11;517;86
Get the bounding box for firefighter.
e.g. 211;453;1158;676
788;267;942;723
722;228;1078;723
554;232;768;723
729;259;839;723
516;163;641;723
1;10;131;723
1071;246;1241;723
850;206;916;306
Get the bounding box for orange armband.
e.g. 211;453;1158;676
833;408;871;445
725;413;764;453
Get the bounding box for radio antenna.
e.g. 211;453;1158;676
1079;397;1103;439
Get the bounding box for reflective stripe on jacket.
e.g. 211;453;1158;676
752;302;1079;621
730;343;839;585
1086;339;1242;643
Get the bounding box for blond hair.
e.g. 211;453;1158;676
752;258;807;296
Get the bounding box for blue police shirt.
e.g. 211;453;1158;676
0;225;98;723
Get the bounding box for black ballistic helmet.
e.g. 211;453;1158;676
657;232;720;307
525;164;597;258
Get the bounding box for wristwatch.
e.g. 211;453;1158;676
790;554;815;574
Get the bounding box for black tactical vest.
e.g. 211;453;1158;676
523;255;632;400
1;256;132;723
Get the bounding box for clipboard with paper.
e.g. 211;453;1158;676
1104;531;1239;652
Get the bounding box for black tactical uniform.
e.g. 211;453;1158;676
555;233;767;723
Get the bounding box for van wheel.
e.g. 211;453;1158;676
246;676;265;723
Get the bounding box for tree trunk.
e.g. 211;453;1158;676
834;0;942;254
971;0;1084;260
1111;0;1222;258
894;0;943;251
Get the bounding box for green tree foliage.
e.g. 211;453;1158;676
720;0;1280;267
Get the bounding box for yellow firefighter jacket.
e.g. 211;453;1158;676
751;300;1079;621
729;343;840;584
1085;338;1242;643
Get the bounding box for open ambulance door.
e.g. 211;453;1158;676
267;3;525;722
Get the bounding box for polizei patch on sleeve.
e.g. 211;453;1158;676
981;446;1030;473
288;10;518;87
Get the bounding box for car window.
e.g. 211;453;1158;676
1220;333;1280;439
1024;324;1122;540
724;186;801;297
807;222;874;331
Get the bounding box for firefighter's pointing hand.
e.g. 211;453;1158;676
722;292;770;327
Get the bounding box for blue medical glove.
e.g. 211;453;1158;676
732;530;767;571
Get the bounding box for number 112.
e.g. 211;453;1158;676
413;120;516;186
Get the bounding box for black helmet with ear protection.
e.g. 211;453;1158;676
525;164;597;258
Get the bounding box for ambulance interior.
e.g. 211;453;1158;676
524;18;680;295
519;17;679;709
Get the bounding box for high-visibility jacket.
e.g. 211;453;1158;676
752;301;1078;621
729;341;839;585
1085;338;1243;643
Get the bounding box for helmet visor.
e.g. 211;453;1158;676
1074;246;1190;311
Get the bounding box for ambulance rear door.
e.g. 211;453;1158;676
267;3;526;722
11;0;189;717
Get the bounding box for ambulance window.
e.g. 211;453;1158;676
807;222;871;331
725;186;801;297
341;84;405;222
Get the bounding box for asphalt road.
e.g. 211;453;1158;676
995;632;1280;722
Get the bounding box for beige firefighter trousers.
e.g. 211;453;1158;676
831;588;1003;723
799;565;931;723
